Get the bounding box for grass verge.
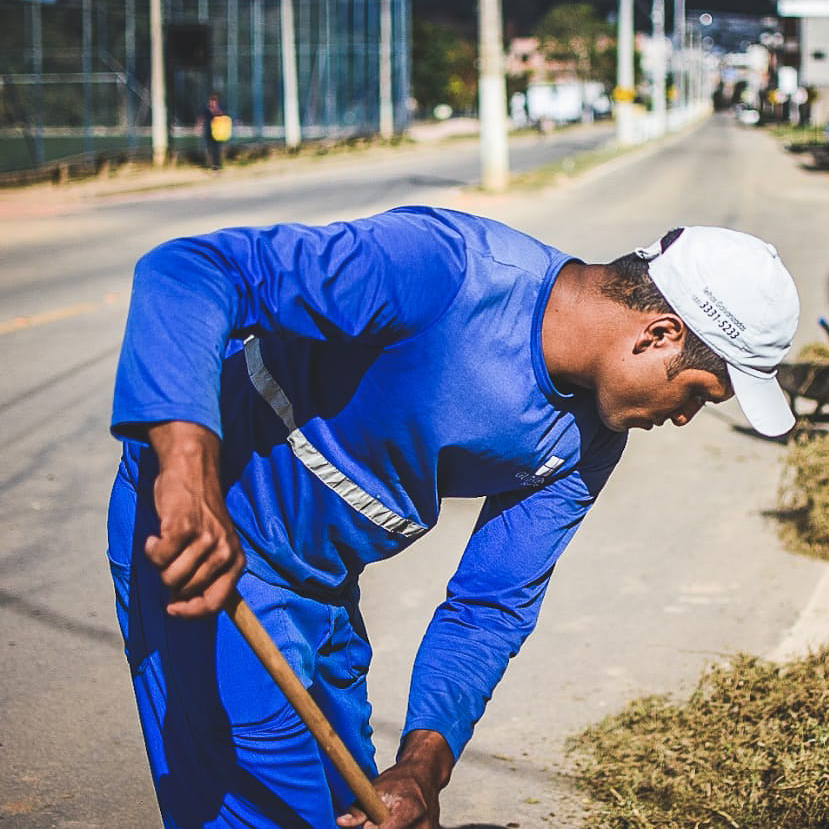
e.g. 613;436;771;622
768;123;828;148
508;143;632;191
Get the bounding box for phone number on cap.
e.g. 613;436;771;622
693;297;742;340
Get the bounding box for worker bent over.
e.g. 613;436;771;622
107;207;799;827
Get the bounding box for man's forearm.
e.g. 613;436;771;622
145;420;245;616
148;420;221;478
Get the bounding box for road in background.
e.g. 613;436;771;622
1;116;828;827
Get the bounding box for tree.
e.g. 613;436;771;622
411;19;477;117
534;2;615;87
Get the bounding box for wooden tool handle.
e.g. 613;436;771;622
225;589;389;825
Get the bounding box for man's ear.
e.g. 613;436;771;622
632;314;685;354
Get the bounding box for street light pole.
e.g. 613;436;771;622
478;0;509;191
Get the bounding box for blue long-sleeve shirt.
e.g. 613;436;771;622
111;206;627;759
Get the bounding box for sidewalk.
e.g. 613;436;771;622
0;118;617;223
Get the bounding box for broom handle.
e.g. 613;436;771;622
225;589;390;825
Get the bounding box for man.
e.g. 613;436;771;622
107;206;799;827
197;93;228;170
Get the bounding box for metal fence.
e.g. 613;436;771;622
0;0;411;172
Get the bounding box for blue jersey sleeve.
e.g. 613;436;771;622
402;428;626;760
112;209;467;440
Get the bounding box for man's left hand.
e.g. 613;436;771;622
336;730;453;828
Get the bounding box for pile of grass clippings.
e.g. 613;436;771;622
795;342;829;365
778;428;829;562
568;648;829;827
774;340;829;562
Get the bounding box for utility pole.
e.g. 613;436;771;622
281;0;301;149
615;0;636;144
150;0;168;166
379;0;394;139
478;0;509;191
651;0;666;135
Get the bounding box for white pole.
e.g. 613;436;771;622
379;0;394;139
478;0;509;191
651;0;666;135
150;0;168;166
616;0;636;144
281;0;301;149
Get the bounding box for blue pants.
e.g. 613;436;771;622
107;450;378;827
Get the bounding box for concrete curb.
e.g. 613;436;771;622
766;561;829;662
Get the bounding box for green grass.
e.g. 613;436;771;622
768;122;828;149
507;142;630;192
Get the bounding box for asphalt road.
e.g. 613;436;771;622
1;116;828;828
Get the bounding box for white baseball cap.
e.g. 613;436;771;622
635;226;800;437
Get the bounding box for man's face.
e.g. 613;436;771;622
596;362;734;432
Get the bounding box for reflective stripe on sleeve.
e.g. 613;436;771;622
244;336;427;540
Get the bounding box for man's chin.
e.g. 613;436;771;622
598;409;650;433
597;409;628;432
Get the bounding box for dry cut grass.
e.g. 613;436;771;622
777;342;829;563
568;648;829;827
778;428;829;563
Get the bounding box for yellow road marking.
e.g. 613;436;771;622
0;294;123;335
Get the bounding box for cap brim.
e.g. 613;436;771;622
727;364;795;437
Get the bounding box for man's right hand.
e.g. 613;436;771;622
146;421;246;617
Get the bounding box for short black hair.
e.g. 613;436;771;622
601;229;729;383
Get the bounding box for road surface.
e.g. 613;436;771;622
1;116;828;827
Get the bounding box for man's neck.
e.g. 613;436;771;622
541;261;614;392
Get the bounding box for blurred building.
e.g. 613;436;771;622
505;37;549;82
505;32;614;129
778;0;829;123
